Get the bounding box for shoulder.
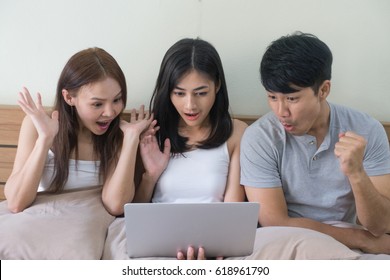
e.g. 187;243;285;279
226;119;248;155
330;103;383;134
243;112;284;141
232;118;248;135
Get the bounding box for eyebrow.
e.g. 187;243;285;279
90;91;122;101
174;85;209;91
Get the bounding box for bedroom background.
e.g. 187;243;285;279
0;0;389;122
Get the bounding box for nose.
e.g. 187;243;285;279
276;100;290;118
102;104;115;117
184;95;197;111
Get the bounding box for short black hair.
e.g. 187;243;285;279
260;32;333;94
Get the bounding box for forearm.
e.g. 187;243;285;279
267;216;376;252
133;173;158;202
223;185;245;202
349;171;390;236
102;135;139;215
5;140;50;212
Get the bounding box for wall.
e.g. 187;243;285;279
0;0;389;121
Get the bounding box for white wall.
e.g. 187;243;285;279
1;0;389;121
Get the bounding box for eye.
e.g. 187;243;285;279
92;103;102;108
267;94;277;101
287;96;298;102
173;91;185;96
113;97;122;103
195;91;208;96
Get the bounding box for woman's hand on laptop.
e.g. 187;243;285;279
177;247;223;260
177;246;205;260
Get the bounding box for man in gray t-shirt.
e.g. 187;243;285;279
240;32;390;254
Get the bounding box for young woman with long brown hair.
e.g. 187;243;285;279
5;47;152;216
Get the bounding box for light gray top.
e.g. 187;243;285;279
240;102;390;223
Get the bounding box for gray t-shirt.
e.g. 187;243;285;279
240;102;390;223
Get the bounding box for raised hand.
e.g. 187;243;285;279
140;134;171;183
334;131;366;176
17;87;59;145
119;105;153;139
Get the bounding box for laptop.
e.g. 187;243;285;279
124;202;259;258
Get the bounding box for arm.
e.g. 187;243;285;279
101;106;153;215
223;119;247;202
245;186;390;254
5;88;59;212
335;131;390;236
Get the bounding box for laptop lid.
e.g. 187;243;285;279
124;202;259;258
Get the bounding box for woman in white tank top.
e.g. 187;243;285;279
133;38;248;259
5;48;153;216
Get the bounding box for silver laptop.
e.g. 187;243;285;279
124;202;259;258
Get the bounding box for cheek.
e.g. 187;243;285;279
170;97;180;111
114;102;124;114
205;95;216;109
76;107;98;122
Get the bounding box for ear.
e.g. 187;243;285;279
62;89;74;106
318;80;331;100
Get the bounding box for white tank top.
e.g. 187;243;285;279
38;150;102;192
152;142;230;203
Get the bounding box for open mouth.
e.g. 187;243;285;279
281;121;294;131
184;112;199;121
96;120;111;130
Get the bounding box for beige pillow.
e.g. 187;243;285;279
0;187;115;260
239;226;360;260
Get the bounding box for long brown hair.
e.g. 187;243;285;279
50;47;127;192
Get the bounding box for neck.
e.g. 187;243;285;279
307;101;330;147
178;120;211;146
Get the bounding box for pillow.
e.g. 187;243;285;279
233;226;360;260
102;217;129;260
102;217;175;260
0;187;115;260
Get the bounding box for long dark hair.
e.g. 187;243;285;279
50;47;127;192
150;38;232;154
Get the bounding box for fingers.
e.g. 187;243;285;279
18;87;41;114
187;247;196;260
163;138;171;155
197;247;206;260
334;131;366;175
36;92;43;109
129;105;153;122
51;110;59;121
130;108;137;122
335;131;366;152
138;105;145;119
177;251;185;260
176;247;206;260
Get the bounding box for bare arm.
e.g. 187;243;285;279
101;106;153;215
5;88;59;212
245;186;390;254
223;119;247;202
335;131;390;236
